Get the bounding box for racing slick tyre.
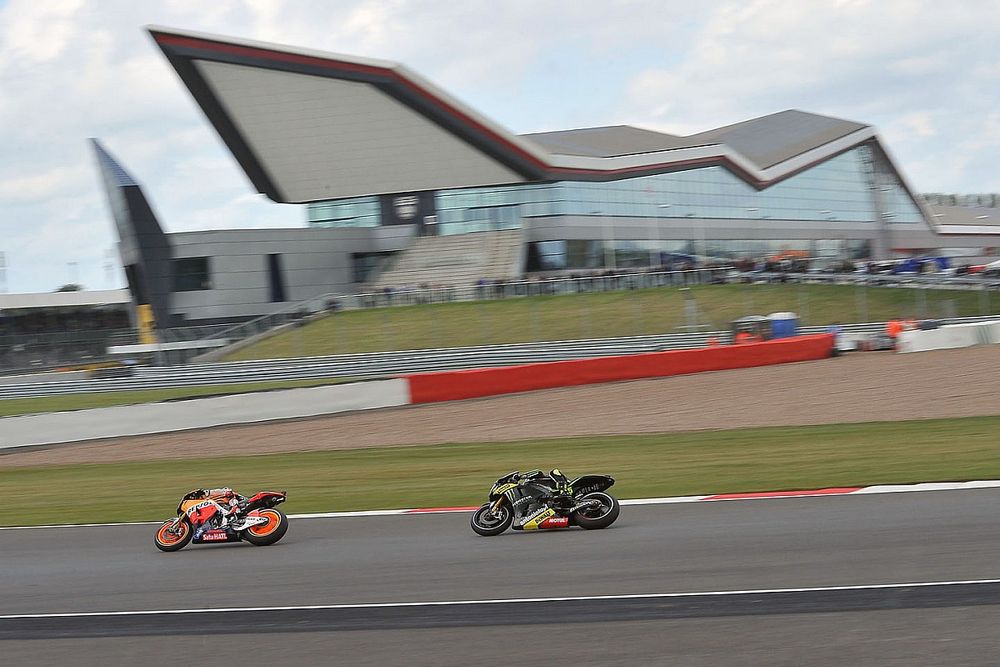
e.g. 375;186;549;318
241;509;289;546
471;503;513;537
154;519;193;552
572;492;620;530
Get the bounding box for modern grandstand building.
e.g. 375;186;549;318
92;26;1000;327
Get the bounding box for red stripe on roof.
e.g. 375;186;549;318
152;33;549;172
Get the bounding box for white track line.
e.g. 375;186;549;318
3;479;1000;531
3;579;1000;620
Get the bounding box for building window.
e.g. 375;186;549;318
172;257;211;291
352;252;396;283
267;254;286;303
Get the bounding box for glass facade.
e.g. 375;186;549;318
879;173;924;224
306;144;924;270
308;196;380;227
308;147;912;230
525;239;871;272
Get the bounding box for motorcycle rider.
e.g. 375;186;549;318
190;487;246;530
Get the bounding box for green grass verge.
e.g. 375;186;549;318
227;283;1000;360
3;416;999;526
0;377;357;418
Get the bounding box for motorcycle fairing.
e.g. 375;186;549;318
519;507;558;530
490;482;519;498
570;475;615;496
245;491;287;511
185;499;221;526
192;528;240;544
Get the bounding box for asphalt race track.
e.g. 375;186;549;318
4;490;1000;665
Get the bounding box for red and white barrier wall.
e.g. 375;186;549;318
897;320;1000;353
2;335;833;451
404;334;834;403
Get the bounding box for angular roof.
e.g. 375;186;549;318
147;25;890;204
522;125;698;157
0;289;132;311
92;139;139;187
687;109;869;169
522;110;868;168
930;204;1000;235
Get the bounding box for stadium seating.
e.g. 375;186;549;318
369;230;523;289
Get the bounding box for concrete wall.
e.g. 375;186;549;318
0;379;411;450
167;226;413;322
897;320;1000;353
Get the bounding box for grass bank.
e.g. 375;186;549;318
227;283;999;360
0;377;356;418
3;416;999;526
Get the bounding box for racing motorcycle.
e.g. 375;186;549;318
471;469;619;537
154;489;289;552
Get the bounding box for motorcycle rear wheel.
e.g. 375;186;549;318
242;509;289;546
471;503;513;537
572;492;620;530
154;519;192;552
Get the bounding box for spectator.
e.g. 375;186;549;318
886;317;904;344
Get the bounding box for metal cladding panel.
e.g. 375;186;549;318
523;126;697;158
194;60;525;202
691;110;868;170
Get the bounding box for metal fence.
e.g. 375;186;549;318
4;315;999;400
196;267;732;353
0;323;242;375
5;267;999;373
0;329;137;375
200;270;1000;362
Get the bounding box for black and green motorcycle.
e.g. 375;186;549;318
470;469;620;537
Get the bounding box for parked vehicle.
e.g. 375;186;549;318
470;469;620;537
154;488;288;552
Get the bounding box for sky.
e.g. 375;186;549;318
1;0;998;293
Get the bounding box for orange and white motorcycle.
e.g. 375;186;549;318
154;488;288;552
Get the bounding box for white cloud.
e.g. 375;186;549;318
621;0;1000;192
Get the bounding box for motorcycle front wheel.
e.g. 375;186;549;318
471;503;513;537
572;492;620;530
154;518;193;552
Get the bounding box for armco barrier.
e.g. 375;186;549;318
405;334;834;404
